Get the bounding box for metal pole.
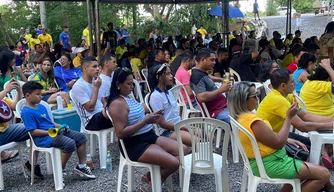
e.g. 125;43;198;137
289;0;292;34
39;1;46;28
95;0;100;57
221;0;229;48
86;0;94;56
285;0;289;36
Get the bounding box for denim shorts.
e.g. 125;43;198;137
161;130;173;138
0;123;29;146
50;130;87;153
215;108;230;125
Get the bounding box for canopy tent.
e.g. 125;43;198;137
209;5;244;18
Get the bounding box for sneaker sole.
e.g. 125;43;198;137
73;168;96;179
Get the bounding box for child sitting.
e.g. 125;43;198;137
20;81;96;183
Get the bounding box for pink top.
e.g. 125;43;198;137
175;67;195;104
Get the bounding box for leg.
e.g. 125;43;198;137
296;162;330;192
169;130;192;147
49;135;77;169
61;131;87;164
215;108;230;125
138;143;179;183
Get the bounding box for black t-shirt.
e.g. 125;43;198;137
213;59;229;77
102;31;117;49
229;53;256;82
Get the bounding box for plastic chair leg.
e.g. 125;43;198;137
309;134;323;165
182;168;191;192
127;165;134;192
46;152;52;174
151;165;162;192
18;145;27;178
166;176;173;192
51;149;63;191
117;155;126;192
215;129;222;148
179;167;184;188
30;150;35;185
240;168;248;192
222;168;229;192
0;158;3;190
214;168;223;192
110;131;114;144
98;133;108;169
293;179;301;192
248;178;259;192
231;132;239;163
90;134;97;157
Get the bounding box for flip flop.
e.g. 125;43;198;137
141;175;151;186
321;155;334;169
1;150;19;163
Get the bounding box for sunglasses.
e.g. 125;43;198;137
156;63;169;74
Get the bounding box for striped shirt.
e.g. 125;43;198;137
121;95;152;136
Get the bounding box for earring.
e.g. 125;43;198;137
117;87;120;90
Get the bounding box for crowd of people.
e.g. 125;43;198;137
0;19;334;191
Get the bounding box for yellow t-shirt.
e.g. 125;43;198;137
281;53;294;68
197;28;207;37
29;38;40;50
229;35;235;43
0;98;13;132
300;80;334;116
285;39;292;46
24;34;32;42
116;46;128;57
83;28;90;46
73;56;82;68
238;113;277;158
257;89;293;133
38;34;52;46
138;49;148;60
130;58;142;73
269;39;275;47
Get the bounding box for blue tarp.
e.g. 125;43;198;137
209;5;244;18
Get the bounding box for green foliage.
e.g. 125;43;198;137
266;0;278;16
292;0;314;13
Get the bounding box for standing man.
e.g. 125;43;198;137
36;24;43;35
102;22;117;51
59;26;71;51
253;0;260;21
120;24;130;46
38;28;53;48
213;48;229;78
197;25;207;38
82;25;90;49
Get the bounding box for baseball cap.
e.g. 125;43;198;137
232;45;242;54
75;47;86;54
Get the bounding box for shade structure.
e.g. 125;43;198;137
209;5;244;18
22;0;219;3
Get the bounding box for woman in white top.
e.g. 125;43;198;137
319;22;334;63
148;63;192;146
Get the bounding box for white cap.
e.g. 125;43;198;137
74;47;86;54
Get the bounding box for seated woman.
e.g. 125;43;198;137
293;53;316;95
228;81;332;192
300;59;334;116
148;63;191;146
54;54;82;92
108;68;184;190
0;50;27;91
258;60;279;89
33;58;70;107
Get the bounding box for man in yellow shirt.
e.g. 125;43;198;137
116;39;128;61
257;69;334;162
29;31;41;51
38;28;53;49
197;25;207;38
82;25;90;48
73;47;88;68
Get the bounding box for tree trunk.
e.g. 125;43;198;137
0;14;14;46
153;5;159;18
160;4;166;15
132;5;137;30
61;2;68;26
166;4;174;20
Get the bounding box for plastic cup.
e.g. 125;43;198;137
67;103;72;110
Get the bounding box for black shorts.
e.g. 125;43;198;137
85;112;113;131
120;129;158;161
42;93;52;102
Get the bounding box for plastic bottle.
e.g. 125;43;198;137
56;94;63;110
86;154;94;169
106;150;112;172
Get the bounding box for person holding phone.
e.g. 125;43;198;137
148;63;192;146
54;54;81;92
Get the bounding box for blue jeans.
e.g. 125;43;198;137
186;101;200;110
0;123;29;146
215;108;230;125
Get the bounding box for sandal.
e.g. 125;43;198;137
321;155;334;169
1;150;19;163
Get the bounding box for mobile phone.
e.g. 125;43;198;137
156;109;164;115
107;42;110;47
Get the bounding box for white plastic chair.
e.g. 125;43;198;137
141;69;151;93
198;101;239;163
105;110;172;192
229;68;241;82
175;118;230;192
229;116;301;192
0;142;27;190
132;79;144;104
174;79;202;119
16;99;63;191
69;90;115;169
27;74;35;81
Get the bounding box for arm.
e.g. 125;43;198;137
213;72;222;78
329;47;333;64
209;74;224;82
252;103;298;149
29;129;48;137
320;58;334;83
292;110;334;131
251;52;259;60
81;80;101;113
298;71;309;83
16;67;27;82
184;85;194;98
196;83;230;103
10;83;22;109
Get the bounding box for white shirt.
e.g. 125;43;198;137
149;89;180;135
72;78;104;125
99;73;113;98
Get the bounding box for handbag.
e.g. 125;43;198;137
284;142;310;176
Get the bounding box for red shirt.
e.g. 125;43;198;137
286;61;298;73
